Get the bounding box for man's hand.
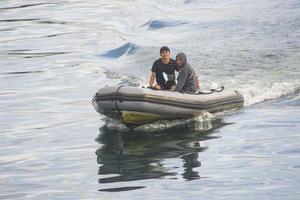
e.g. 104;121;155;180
170;85;176;91
147;84;161;90
153;84;161;90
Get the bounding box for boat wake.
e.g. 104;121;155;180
203;80;300;107
104;111;216;132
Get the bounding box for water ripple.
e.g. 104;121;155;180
142;20;187;30
1;70;44;75
2;51;69;59
98;186;146;192
0;3;59;11
101;42;138;58
0;18;41;23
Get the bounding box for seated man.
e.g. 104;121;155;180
148;46;177;90
174;52;199;93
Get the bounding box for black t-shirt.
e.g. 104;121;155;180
151;58;176;85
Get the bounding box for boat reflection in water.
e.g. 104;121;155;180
95;117;227;191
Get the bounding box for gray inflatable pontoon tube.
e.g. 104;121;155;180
92;85;244;126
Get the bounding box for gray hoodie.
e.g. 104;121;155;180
175;52;198;92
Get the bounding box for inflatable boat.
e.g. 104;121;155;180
92;85;244;126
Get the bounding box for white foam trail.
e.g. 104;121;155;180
104;112;215;132
104;118;130;132
203;77;300;107
239;81;300;106
134;112;214;132
103;70;143;86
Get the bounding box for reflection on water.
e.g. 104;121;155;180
95;118;227;190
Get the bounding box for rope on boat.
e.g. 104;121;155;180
199;86;225;94
184;86;225;95
114;85;125;116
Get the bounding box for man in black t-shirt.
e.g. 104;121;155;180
148;46;177;90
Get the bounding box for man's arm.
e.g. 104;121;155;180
149;72;156;87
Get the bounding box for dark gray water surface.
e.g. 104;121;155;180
0;0;300;199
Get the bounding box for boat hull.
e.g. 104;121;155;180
92;85;244;126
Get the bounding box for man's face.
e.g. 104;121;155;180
176;57;184;67
160;50;170;59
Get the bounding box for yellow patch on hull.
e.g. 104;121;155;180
121;111;165;125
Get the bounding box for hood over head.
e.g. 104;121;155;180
176;52;188;70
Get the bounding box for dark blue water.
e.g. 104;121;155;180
0;0;300;199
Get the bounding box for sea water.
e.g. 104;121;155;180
0;0;299;199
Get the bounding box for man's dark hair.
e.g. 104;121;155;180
160;46;170;53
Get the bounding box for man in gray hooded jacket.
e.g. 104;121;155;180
174;52;199;93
